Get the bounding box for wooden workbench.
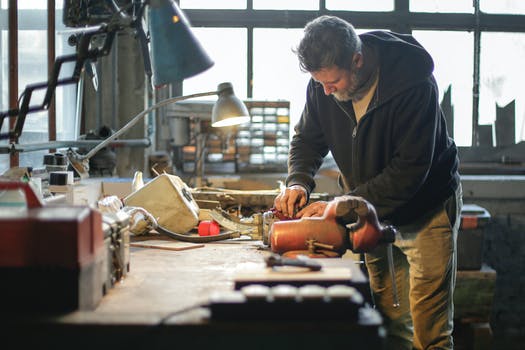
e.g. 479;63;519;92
3;239;385;350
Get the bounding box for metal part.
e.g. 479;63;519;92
265;253;322;272
386;243;400;308
0;138;151;154
306;239;336;254
191;188;330;216
262;210;277;245
208;208;255;234
102;211;131;287
206;208;263;240
335;195;396;253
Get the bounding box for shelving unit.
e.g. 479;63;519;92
175;100;290;174
237;100;290;173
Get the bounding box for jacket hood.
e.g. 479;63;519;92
361;31;435;106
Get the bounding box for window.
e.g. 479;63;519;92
180;0;246;10
480;0;525;15
3;1;525;173
17;28;48;168
253;0;318;10
480;32;525;144
0;29;7;172
413;30;474;146
252;28;309;129
183;28;247;99
0;3;76;173
410;0;473;13
326;0;393;12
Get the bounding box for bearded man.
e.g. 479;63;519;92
274;16;463;350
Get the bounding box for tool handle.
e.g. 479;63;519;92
266;254;322;271
0;181;43;208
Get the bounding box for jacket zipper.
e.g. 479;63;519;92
333;98;378;186
334;99;359;185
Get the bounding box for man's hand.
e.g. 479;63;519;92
274;185;308;218
296;200;328;218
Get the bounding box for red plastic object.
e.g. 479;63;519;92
198;220;220;236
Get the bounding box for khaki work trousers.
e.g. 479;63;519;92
365;188;462;350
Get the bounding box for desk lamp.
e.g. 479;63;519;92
148;0;213;86
68;82;250;178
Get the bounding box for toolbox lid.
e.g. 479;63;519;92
460;204;491;230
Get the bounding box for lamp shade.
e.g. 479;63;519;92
148;0;214;87
211;83;250;127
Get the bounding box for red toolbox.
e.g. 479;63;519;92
0;181;105;311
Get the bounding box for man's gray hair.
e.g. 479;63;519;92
295;15;362;72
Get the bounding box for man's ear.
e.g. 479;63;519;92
353;52;363;69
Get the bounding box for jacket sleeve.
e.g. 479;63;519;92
351;80;442;219
285;80;329;194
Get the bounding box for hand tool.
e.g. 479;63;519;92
265;253;322;271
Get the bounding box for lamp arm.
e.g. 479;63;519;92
81;89;218;160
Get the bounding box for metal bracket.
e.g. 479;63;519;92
206;208;262;240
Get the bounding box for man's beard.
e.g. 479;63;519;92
333;66;377;102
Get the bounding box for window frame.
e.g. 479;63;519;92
3;1;525;172
182;0;525;170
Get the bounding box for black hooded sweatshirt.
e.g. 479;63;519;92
286;31;460;226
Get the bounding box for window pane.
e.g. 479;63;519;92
180;0;246;10
326;0;394;12
413;30;473;146
17;29;48;168
480;32;525;145
183;28;247;99
1;31;6;113
253;28;310;132
480;0;525;15
253;0;318;10
0;29;7;172
15;0;47;10
410;0;473;13
55;20;77;141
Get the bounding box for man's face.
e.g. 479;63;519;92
310;53;363;102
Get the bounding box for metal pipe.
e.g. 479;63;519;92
47;0;56;148
472;0;481;146
8;0;18;166
387;243;400;308
0;138;151;154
